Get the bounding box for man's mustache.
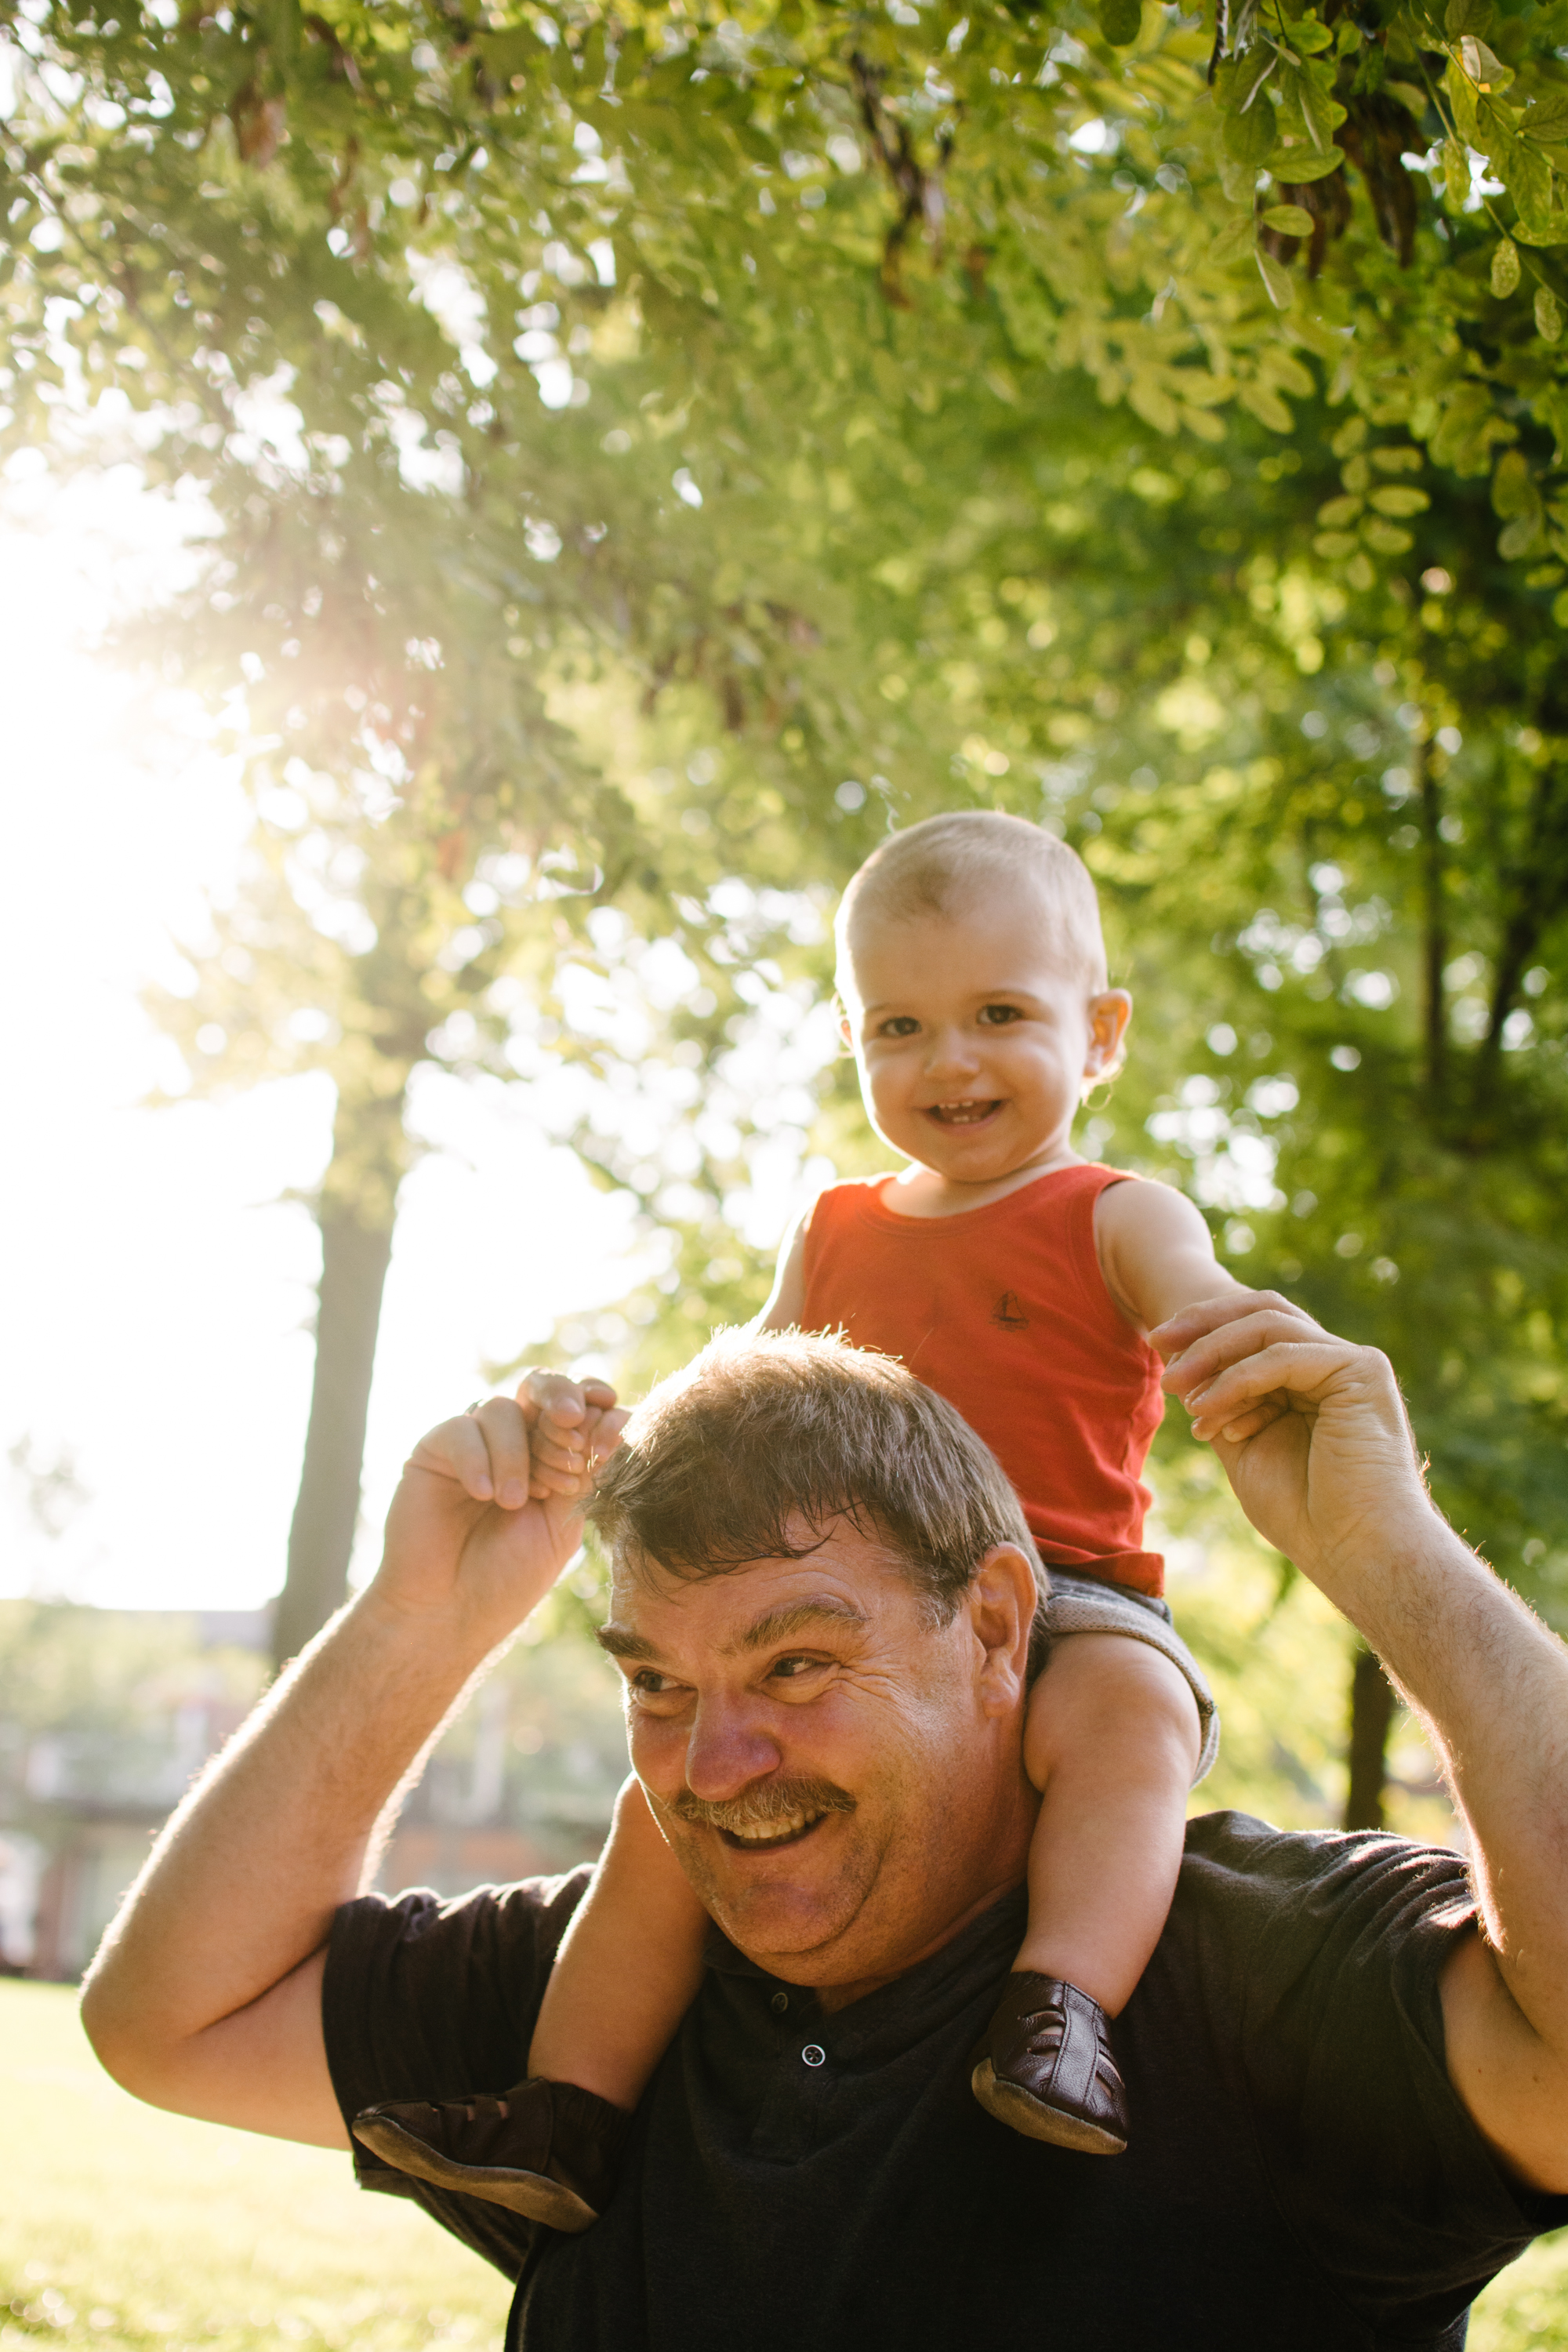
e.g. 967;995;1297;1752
666;1775;856;1835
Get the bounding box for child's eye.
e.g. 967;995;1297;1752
977;1003;1023;1026
877;1015;920;1038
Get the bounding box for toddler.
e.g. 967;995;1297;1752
355;809;1254;2231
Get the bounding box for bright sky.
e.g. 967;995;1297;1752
0;457;652;1610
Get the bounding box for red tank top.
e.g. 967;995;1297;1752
799;1163;1165;1595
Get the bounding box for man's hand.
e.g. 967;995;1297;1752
1154;1293;1434;1584
81;1367;630;2147
375;1372;629;1653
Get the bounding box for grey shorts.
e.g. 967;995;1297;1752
1041;1569;1219;1784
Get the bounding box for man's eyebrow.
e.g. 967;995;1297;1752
731;1596;870;1653
594;1622;658;1663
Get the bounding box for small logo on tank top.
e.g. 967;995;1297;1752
992;1291;1029;1330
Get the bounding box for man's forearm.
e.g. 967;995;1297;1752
1312;1507;1568;2051
82;1587;501;2123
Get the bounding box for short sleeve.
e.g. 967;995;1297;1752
1201;1819;1568;2335
322;1867;591;2279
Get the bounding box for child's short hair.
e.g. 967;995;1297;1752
835;811;1109;997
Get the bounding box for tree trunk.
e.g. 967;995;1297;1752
1415;729;1447;1112
271;1081;410;1672
1343;1642;1397;1831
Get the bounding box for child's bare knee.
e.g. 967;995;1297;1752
1025;1634;1200;1782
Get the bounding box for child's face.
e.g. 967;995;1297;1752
838;885;1130;1185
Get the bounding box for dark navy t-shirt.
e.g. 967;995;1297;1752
325;1813;1566;2350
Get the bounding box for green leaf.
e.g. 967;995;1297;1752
1370;445;1423;474
1098;0;1142;46
1363;517;1414;552
1261;204;1314;234
1240;380;1295;431
1520;97;1568;143
1225;101;1279;169
1370;485;1431;517
1513;219;1568;246
1261;143;1347;182
1281;16;1334;53
1331;415;1368;458
1492;236;1522;294
1208;210;1255;258
1458;35;1512;93
1499;512;1544;557
1317;492;1365;526
1299;67;1347;149
1508;144;1552;227
1445;0;1494;34
1552;588;1568;626
1536;283;1564;341
1493;448;1537;517
1443;138;1471;205
1254;246;1294;308
1445;57;1480;140
1313;529;1359;557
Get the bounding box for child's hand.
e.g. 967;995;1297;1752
1152;1290;1300;1443
517;1370;629;1501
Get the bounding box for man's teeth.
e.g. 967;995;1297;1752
728;1807;825;1843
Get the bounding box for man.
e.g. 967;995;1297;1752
82;1294;1568;2348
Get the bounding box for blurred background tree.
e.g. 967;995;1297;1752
1;0;1563;1806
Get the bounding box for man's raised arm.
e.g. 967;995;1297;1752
1160;1296;1568;2195
80;1376;623;2149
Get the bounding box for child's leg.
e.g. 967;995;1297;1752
973;1633;1200;2154
352;1776;709;2230
1017;1632;1201;2013
528;1773;711;2109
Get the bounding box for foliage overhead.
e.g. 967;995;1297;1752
7;0;1568;592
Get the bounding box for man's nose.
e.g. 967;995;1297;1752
683;1694;783;1802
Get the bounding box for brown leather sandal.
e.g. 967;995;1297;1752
352;2076;632;2233
971;1972;1130;2155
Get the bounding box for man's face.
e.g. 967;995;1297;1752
597;1522;1037;1993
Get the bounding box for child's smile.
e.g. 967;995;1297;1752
838;883;1131;1214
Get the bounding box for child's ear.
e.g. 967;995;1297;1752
1084;988;1133;1076
834;997;855;1056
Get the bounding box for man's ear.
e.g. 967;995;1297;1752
966;1544;1040;1720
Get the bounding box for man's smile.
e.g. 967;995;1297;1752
719;1805;836;1853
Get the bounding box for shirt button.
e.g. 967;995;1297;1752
771;1991;789;2015
801;2043;826;2067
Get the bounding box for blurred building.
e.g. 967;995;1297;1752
0;1604;626;1980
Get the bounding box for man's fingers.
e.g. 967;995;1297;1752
465;1396;534;1508
408;1412;505;1504
1153;1290;1317;1363
1175;1338;1358;1439
1162;1304;1329;1402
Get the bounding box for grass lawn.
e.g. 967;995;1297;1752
0;1984;510;2352
2;1977;1563;2347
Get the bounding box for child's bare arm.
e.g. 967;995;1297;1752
1092;1178;1247;1333
1094;1178;1289;1440
753;1213;808;1332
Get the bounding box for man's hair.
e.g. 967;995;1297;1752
835;811;1109;997
589;1328;1045;1642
